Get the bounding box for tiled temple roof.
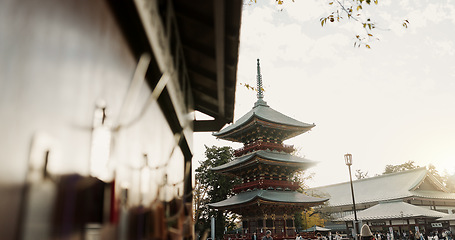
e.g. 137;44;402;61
308;167;455;207
208;189;328;209
336;201;448;221
213;100;315;142
211;150;317;172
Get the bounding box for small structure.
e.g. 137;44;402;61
303;225;332;232
209;60;328;240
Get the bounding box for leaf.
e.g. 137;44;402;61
366;44;371;49
329;2;334;4
368;33;373;36
357;5;362;11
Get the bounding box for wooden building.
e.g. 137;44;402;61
209;60;328;240
0;0;242;239
308;168;455;235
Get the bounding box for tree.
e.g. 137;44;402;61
445;173;455;192
294;208;325;231
383;160;420;174
428;164;445;184
273;0;408;48
194;146;240;239
355;169;369;179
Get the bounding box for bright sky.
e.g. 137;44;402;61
194;0;455;188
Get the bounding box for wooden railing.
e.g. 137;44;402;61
223;232;316;240
234;142;294;157
232;179;299;193
223;232;302;240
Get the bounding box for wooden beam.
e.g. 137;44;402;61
194;119;227;132
214;0;225;117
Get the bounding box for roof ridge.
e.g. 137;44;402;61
310;167;427;189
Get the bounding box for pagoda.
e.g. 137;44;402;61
208;59;328;240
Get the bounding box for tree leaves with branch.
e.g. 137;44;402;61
320;0;409;48
355;169;369;179
194;146;241;239
383;160;420;174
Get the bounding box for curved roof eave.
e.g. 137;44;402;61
211;150;318;172
335;201;448;222
208;189;328;209
213;102;315;138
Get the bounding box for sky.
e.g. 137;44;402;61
194;0;455;188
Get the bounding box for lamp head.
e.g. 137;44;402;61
344;153;352;166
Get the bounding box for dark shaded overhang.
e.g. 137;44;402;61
110;0;242;133
173;0;242;132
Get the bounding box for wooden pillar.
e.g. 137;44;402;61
263;214;267;234
272;214;276;234
284;215;287;237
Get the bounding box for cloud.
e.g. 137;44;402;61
283;0;328;23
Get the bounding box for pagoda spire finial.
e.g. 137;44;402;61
256;59;264;100
254;59;268;108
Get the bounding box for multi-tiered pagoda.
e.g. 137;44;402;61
209;59;328;240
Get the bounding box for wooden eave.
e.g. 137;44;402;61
172;0;242;132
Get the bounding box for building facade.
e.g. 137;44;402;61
308;168;455;236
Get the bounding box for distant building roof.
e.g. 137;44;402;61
308;168;455;207
211;150;317;173
208;189;328;209
335;201;448;221
302;226;331;232
436;214;455;221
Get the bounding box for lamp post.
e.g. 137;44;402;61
400;211;404;236
345;153;359;240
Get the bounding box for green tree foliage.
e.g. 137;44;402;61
194;146;240;239
383;160;420;174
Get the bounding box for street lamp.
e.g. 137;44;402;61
345;153;359;240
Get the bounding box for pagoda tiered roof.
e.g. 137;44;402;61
209;59;327;230
211;150;317;174
208;189;328;210
213;99;315;142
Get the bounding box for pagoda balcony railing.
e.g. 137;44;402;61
234;142;294;157
232;179;300;193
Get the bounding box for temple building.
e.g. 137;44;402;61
209;60;328;240
309;167;455;235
